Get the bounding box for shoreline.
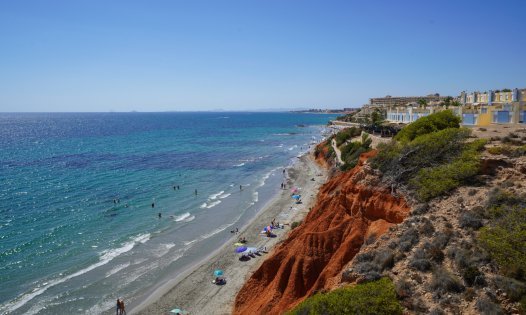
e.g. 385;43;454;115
131;150;328;315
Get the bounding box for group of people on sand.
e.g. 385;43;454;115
116;299;126;315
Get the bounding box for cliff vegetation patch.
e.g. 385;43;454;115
287;278;402;315
371;110;486;201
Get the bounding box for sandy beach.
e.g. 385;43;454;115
132;152;328;315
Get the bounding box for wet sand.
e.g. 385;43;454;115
132;152;328;315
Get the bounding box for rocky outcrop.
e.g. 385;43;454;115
233;151;410;314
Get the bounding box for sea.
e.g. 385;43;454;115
0;112;336;314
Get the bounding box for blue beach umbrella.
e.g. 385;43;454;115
235;246;248;253
214;269;224;277
292;194;301;200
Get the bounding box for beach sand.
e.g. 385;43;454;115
131;152;328;315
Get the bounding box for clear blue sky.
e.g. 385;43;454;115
1;0;525;112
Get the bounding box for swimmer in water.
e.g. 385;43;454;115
151;202;155;208
158;213;162;218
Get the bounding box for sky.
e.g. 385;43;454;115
0;0;525;112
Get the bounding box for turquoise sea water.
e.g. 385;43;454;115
0;112;336;314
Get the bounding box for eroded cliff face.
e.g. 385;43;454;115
233;151;410;314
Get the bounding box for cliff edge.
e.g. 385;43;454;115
233;151;410;314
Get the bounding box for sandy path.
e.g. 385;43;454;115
132;153;328;315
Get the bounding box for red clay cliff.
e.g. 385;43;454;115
233;151;410;314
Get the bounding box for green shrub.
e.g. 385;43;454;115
369;107;488;200
335;127;361;147
291;221;301;229
409;138;486;201
479;206;526;280
339;133;372;170
372;128;473;186
394;110;460;144
487;146;503;155
287;278;403;315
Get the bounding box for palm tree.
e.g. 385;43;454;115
417;99;427;109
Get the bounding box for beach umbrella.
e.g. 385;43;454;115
292;194;301;200
214;269;224;277
235;246;248;253
264;225;272;232
291;187;298;193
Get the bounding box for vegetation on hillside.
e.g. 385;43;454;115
371;110;485;201
339;133;372;171
394;110;460;144
287;278;403;315
479;189;526;281
334;127;361;147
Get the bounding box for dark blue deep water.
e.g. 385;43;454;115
0;112;336;314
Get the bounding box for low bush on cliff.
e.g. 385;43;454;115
339;133;372;171
335;127;362;147
287;278;402;315
478;190;526;281
394;110;460;144
371;111;486;201
409;138;486;201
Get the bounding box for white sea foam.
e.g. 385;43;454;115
288;145;298;151
200;203;207;209
105;262;130;277
152;243;176;258
209;191;224;200
0;233;150;314
219;193;231;199
206;200;221;209
253;192;259;203
233;163;245;167
184;215;195;222
183;222;233;248
174;212;191;222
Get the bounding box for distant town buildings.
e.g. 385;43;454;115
459;89;526;125
382;88;526;126
370;94;445;107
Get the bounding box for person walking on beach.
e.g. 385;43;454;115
116;299;120;315
195;189;198;195
239;185;242;191
119;299;126;315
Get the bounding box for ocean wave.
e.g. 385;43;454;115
152;243;176;258
253;192;259;203
200;203;207;209
105;262;131;277
206;200;221;209
184;215;195;222
233;162;245;167
288;145;298;151
183;222;233;247
209;191;224;200
0;233;150;314
174;212;191;222
219;193;231;199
